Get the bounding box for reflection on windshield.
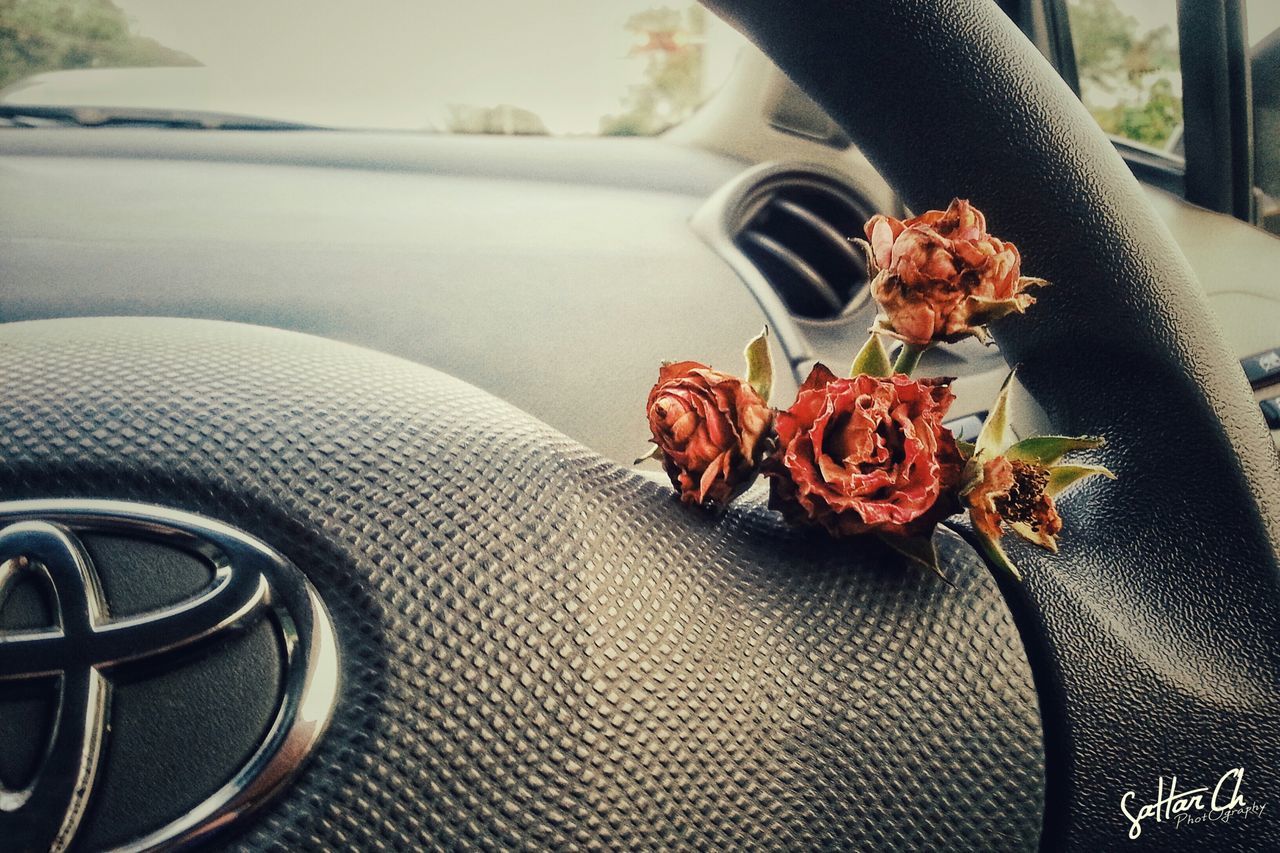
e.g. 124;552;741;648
0;0;746;134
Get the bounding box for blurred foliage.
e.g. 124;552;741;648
445;103;548;135
1090;77;1182;147
600;5;705;136
1066;0;1182;148
0;0;196;90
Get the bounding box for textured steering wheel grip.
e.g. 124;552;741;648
0;318;1044;850
701;1;1280;850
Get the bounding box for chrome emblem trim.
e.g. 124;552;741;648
0;499;339;852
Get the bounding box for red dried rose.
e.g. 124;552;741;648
864;198;1043;346
764;364;962;538
645;361;773;508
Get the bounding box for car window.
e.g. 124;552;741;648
0;0;745;135
1248;0;1280;234
1064;0;1183;156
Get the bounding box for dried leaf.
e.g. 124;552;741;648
850;236;879;277
972;530;1023;581
975;369;1016;460
743;326;773;404
1045;463;1115;498
633;445;661;465
878;532;951;584
1010;521;1059;553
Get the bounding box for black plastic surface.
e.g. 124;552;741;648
0;317;1044;850
79;619;280;850
1242;348;1280;387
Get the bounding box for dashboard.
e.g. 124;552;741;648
3;128;1280;462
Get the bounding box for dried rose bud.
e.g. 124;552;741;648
961;372;1113;579
644;361;772;509
966;456;1064;549
862;198;1045;347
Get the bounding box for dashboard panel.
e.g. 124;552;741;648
3;128;1280;463
1;130;771;464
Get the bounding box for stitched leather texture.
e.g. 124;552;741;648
704;1;1280;850
0;318;1043;850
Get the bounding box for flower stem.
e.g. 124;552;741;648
892;342;930;376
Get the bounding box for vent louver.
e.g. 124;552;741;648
734;181;873;319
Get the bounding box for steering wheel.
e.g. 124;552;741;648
1;1;1277;851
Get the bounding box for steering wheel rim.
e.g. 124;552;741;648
702;0;1280;849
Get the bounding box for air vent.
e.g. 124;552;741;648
734;180;873;319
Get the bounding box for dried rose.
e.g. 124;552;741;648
641;330;774;508
861;198;1045;347
764;361;963;570
961;372;1114;579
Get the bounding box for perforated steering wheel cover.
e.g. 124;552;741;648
0;318;1043;850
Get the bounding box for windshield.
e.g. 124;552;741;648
0;0;747;134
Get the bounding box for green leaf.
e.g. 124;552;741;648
975;369;1016;460
1006;435;1105;466
849;331;892;378
972;530;1023;581
956;439;977;461
1045;463;1115;498
877;532;951;584
743;326;773;404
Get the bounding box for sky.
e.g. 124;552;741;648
1251;0;1280;45
1112;0;1280;47
85;0;1280;132
110;0;746;132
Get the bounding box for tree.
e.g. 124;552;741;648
0;0;197;91
600;5;706;137
1091;77;1182;147
445;104;548;136
1066;0;1182;148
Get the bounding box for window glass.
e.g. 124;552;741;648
1248;0;1280;233
1065;0;1183;155
0;0;746;135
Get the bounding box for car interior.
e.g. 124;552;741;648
1;0;1279;850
